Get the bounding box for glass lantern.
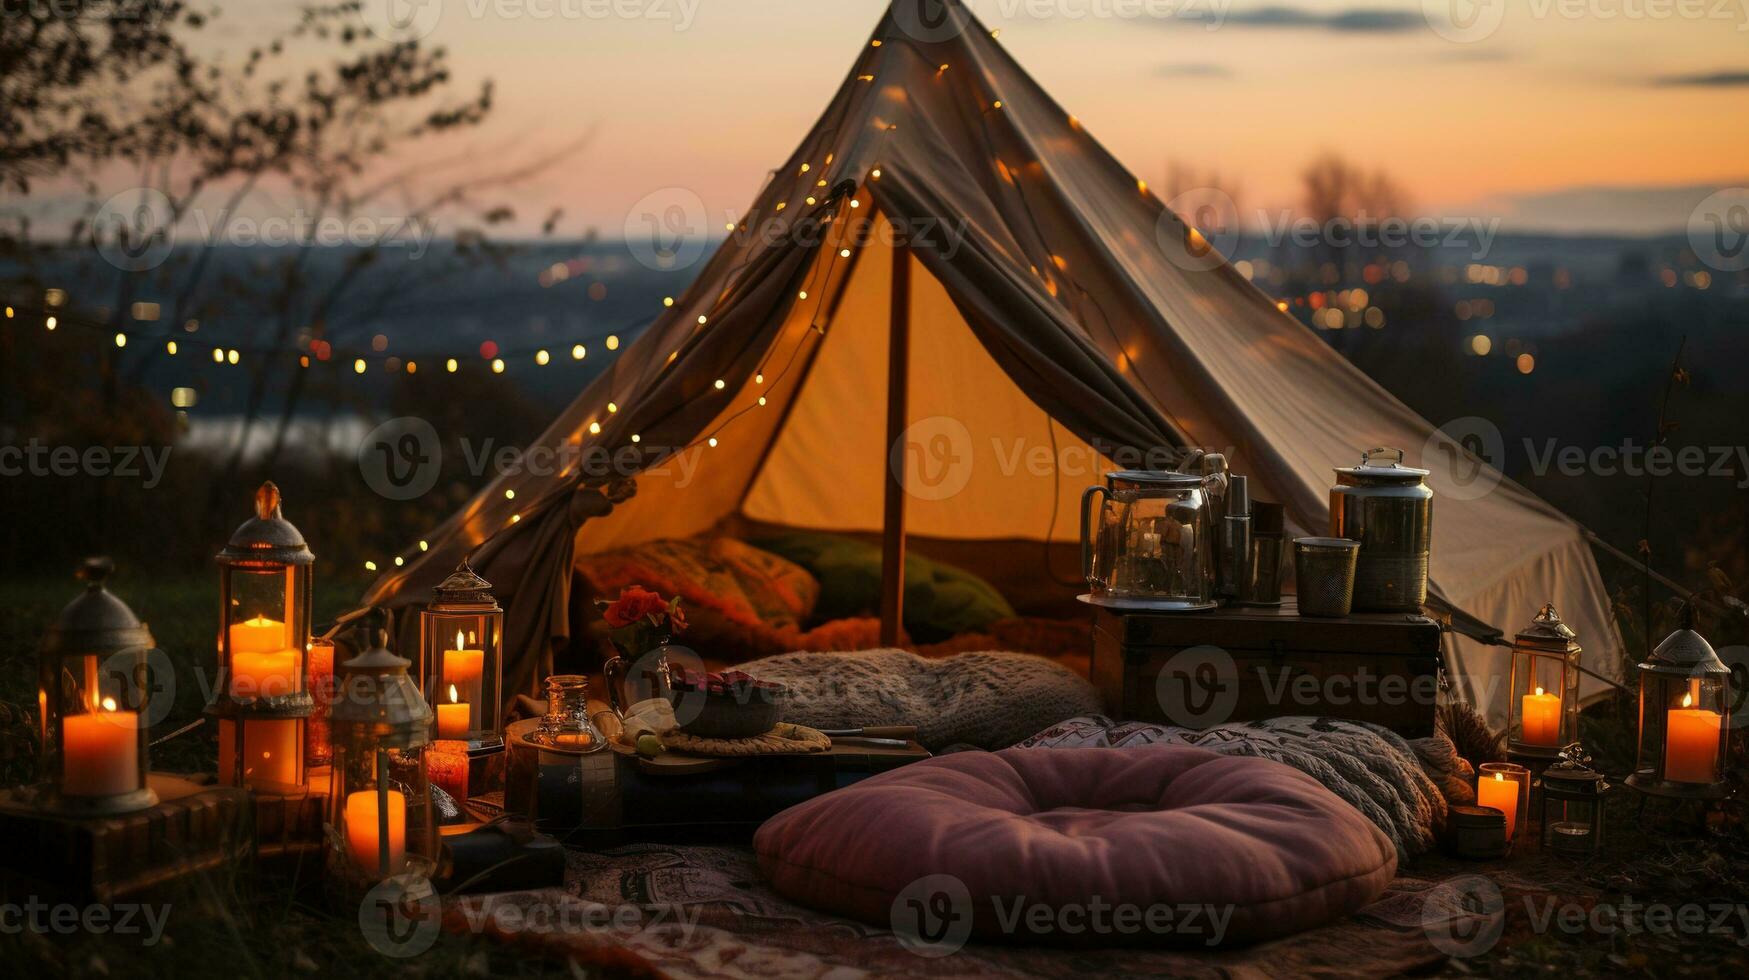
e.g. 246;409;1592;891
1540;744;1606;857
1506;603;1583;760
36;558;159;816
1628;605;1734;800
419;560;504;751
327;622;438;883
209;482;314;795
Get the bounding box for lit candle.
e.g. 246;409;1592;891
442;631;485;731
306;640;335;765
218;718;301;789
436;684;471;740
428;742;470;804
62;698;140;797
1665;691;1722;784
1477;771;1519;840
1521;686;1563;746
345;789;406;873
228;616;298;698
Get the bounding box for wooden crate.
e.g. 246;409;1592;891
0;774;252;903
1091;599;1444;737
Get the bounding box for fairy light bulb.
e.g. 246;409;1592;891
697;315;708;325
607;402;618;413
418;540;429;551
589;421;601;435
114;333;126;348
631;434;641;444
447;358;458;373
354;359;366;374
714;379;726;390
536;349;550;365
213;349;224;364
663;296;675;307
606;335;619;351
572;344;586;360
492;358;505;374
364;561;378;572
708;437;718;448
227;350;239;365
166;341;178;355
504;489;515;500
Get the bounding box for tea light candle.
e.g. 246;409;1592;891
1477;771;1520;840
1521;686;1562;746
436;684;471;740
345;789;406;873
442;631;485;730
62;699;139;797
1665;692;1722;784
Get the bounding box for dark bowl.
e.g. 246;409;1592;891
675;686;788;740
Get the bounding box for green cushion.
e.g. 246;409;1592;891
752;532;1014;641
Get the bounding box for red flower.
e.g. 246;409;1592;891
602;586;673;629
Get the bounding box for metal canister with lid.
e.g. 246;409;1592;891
1329;448;1432;612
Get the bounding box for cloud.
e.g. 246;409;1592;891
1156;63;1233;78
1433;48;1514;63
1176;6;1425;33
1650;71;1749;88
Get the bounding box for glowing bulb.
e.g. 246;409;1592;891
536;349;550;365
606;335;619;350
992;100;1003;109
504;489;515;500
114;333;127;348
492;358;505;374
663;296;675;307
714;379;726;389
588;421;601;434
806;196;817;206
166;341;178;355
365;561;378;571
800;163;811;174
510;514;520;523
871;39;881;47
755;373;764;384
228;349;239;365
757;396;767;406
354;359;366;374
419;540;429;551
630;434;641;443
446;358;458;372
1683;692;1694;708
849;199;860;208
697;315;708;325
707;437;718;448
393;556;404;567
840;249;851;258
572;344;586;360
871;169;881;179
45;316;56;330
798;290;808;300
213;349;224;363
607;402;618;413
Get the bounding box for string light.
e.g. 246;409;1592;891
354;359;367;374
992;100;1003;109
806;196;817;206
714;379;726;389
504;489;515;500
227;349;239;365
3;307;11;318
588;421;601;434
300;355;310;368
364;561;378;572
755;373;765;384
45;316;56;330
166;341;177;355
707;437;718;448
606;335;619;350
114;333;126;348
631;434;641;443
406;360;417;374
393;556;404;567
871;39;881;47
663;296;674;307
697;315;708;325
509;514;521;524
212;349;224;364
607;402;618;413
798;290;808;300
840;248;852;258
849;200;860;209
572;344;586;360
800;163;811;174
758;396;767;406
418;540;429;551
492;358;505;374
536;349;550;365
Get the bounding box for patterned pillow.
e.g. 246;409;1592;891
578;538;818;631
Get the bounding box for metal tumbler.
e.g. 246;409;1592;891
1294;537;1361;617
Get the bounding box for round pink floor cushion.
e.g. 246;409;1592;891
754;746;1396;946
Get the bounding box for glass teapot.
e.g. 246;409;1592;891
1080;470;1220;610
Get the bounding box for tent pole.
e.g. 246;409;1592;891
879;245;912;647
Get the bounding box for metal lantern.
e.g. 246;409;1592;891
1539;744;1606;857
419;560;505;752
37;558;159;816
327;622;438;883
1506;603;1583;760
210;481;314;795
1628;605;1734;800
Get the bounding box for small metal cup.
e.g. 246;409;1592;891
1293;537;1360;617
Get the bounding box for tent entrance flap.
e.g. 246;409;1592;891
880;241;913;647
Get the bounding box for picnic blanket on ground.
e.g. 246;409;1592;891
1014;715;1474;860
446;843;1476;979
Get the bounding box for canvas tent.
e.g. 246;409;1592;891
365;0;1622;724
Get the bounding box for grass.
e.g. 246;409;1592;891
1;571;1744;978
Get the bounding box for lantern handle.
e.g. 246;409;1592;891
255;481;283;520
77;556;115;588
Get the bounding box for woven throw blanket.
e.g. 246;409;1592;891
1016;715;1460;859
663;723;831;756
737;649;1102;751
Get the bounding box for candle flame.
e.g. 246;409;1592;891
100;696;117;712
1682;692;1694;709
468;630;477;645
1534;686;1544;696
1493;772;1504;782
455;630;464;650
448;683;459;705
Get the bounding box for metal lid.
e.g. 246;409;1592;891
431;559;499;608
41;558;155;658
1449;805;1506;828
1334;447;1430;484
217;482;314;567
1294;537;1361;551
1639;604;1729;677
1514;602;1582;654
331;622;433;748
1107;470;1205;489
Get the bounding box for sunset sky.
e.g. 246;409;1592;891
203;0;1749;236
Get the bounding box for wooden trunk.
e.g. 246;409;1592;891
1090;600;1444;737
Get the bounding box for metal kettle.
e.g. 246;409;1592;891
1080;469;1221;611
1329;447;1433;612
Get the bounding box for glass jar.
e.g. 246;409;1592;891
533;675;606;752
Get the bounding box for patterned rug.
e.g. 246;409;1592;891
446;843;1477;979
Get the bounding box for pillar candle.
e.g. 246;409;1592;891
442;632;485;731
231;648;300;699
345;789;406;874
1520;687;1562;746
229;615;288;654
436;684;471;740
428;743;470;804
1477;771;1519;840
306;640;335;765
62;700;140;797
218;718;301;789
1665;693;1723;784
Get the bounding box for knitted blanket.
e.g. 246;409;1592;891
1016;715;1471;859
737;649;1102;751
